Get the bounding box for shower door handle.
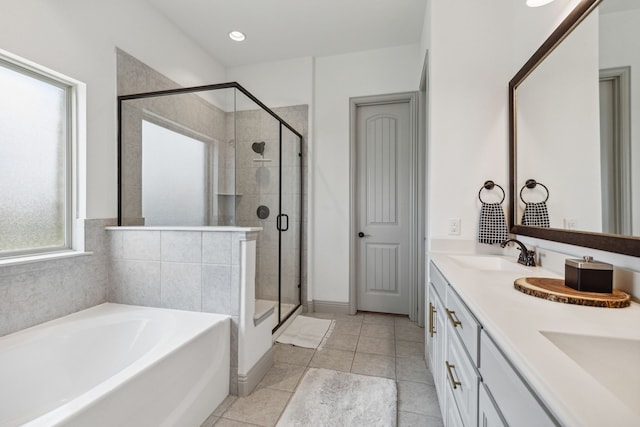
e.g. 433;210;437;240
277;214;289;232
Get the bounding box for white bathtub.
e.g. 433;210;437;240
0;303;230;427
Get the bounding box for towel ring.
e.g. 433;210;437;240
519;179;549;203
478;180;505;204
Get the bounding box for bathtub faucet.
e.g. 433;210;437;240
500;239;536;267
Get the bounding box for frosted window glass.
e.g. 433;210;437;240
142;120;208;225
0;63;68;254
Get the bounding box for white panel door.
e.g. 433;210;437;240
356;101;411;314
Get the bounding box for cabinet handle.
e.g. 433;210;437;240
428;303;436;337
446;309;462;327
445;361;462;389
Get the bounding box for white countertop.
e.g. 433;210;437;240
430;252;640;427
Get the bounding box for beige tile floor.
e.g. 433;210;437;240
203;312;444;427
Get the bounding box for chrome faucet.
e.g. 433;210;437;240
500;239;536;267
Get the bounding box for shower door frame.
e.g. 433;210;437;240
275;123;304;332
117;82;304;332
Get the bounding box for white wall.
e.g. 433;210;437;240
0;0;226;219
227;57;314;108
427;0;514;243
419;1;431;70
312;44;421;303
425;0;640;292
513;0;584;68
425;0;612;242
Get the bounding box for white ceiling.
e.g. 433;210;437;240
145;0;427;68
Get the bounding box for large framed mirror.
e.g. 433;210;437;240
509;0;640;257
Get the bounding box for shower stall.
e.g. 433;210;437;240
117;82;304;332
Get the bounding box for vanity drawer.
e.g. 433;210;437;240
480;331;557;427
429;261;448;300
445;376;465;427
446;286;480;365
446;321;479;427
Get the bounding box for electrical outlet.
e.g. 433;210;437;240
448;218;461;235
564;218;577;230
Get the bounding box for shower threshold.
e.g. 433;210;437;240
255;299;297;330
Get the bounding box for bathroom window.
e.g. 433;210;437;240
0;50;85;259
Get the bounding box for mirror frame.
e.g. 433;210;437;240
509;0;640;257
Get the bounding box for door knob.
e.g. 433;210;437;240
358;232;371;238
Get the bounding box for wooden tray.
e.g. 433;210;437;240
514;277;631;308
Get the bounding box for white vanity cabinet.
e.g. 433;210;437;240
445;378;465;427
444;285;480;427
480;331;556;427
428;261;557;427
429;263;480;426
427;280;446;412
478;383;506;427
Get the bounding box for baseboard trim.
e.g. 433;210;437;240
237;346;274;397
303;300;312;313
312;300;351;315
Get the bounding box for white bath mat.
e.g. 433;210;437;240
275;315;333;349
276;368;397;427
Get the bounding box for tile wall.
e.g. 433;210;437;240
233;105;309;309
0;219;112;337
106;227;258;395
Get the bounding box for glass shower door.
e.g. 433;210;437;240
278;124;302;325
233;90;282;329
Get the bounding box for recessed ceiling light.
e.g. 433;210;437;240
526;0;555;6
229;31;246;42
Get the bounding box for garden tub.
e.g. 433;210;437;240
0;303;230;426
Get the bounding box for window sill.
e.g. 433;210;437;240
0;250;93;268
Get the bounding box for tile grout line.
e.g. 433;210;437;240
272;340;317;427
349;325;362;373
212;314;438;427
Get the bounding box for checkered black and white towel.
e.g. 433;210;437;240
478;202;508;244
521;202;550;227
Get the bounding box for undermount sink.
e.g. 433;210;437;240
448;255;532;272
540;331;640;414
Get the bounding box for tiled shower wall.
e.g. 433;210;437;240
0;219;112;337
118;49;229;225
232;105;308;309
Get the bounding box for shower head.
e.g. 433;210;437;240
251;141;266;155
